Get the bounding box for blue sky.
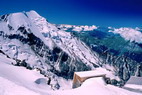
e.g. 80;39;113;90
1;0;142;28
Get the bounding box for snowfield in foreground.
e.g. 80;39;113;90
0;77;40;95
0;53;142;95
52;77;142;95
0;54;51;95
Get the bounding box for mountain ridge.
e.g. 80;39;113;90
0;10;104;89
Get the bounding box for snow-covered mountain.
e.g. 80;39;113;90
0;10;103;90
0;10;142;95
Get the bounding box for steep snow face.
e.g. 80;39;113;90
25;11;100;68
0;11;101;89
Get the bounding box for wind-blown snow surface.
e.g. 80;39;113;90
0;53;72;95
0;77;40;95
0;53;50;95
52;77;142;95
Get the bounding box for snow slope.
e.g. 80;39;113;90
0;56;142;95
0;53;52;95
123;76;142;94
0;77;40;95
52;77;142;95
0;10;101;89
26;11;100;67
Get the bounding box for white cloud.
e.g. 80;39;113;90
109;27;142;43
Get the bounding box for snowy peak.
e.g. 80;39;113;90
0;10;101;83
0;10;41;30
26;10;41;18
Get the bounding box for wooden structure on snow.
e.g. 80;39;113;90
72;70;106;88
